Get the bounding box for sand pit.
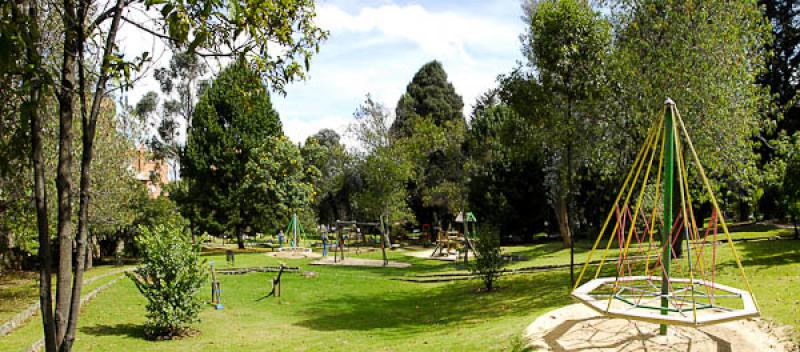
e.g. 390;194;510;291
310;257;411;268
524;303;797;352
265;250;322;259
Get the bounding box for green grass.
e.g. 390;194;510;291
0;224;798;351
0;264;132;323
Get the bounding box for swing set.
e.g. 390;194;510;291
333;219;391;266
571;99;758;335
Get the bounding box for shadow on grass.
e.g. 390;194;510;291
295;270;571;333
721;239;800;268
80;323;147;339
725;222;783;234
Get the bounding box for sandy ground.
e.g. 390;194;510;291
525;303;798;352
265;250;322;259
310;257;411;268
404;248;475;262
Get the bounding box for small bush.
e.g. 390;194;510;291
127;221;207;339
469;227;505;291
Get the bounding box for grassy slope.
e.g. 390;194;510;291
0;224;797;351
0;265;132;323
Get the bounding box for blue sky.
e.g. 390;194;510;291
120;0;526;145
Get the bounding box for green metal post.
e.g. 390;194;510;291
661;99;675;335
292;213;298;249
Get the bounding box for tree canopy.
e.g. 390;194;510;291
391;60;465;139
181;60;283;247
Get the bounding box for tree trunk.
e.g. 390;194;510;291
84;243;93;270
114;238;125;266
191;222;197;244
794;214;799;240
236;225;245;249
380;213;391;266
63;1;125;349
84;233;98;270
554;196;572;248
54;0;80;345
20;1;57;348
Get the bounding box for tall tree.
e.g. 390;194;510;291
302;129;358;224
182;60;283;249
391;60;464;139
784;136;800;238
390;61;467;227
606;0;770;219
756;0;800;219
759;0;800;136
142;51;209;180
465;90;551;241
504;0;611;247
6;1;328;350
245;136;319;234
349;95;414;247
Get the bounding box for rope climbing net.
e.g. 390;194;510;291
571;99;758;330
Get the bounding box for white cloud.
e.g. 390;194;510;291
275;1;524;145
119;1;526;146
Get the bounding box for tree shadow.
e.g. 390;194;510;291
294;270;571;333
718;239;800;269
80;323;146;339
539;317;732;352
726;222;783;234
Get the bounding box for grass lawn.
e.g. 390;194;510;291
0;264;133;323
0;224;797;351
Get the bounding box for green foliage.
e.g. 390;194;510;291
131;191;183;231
181;59;283;241
504;0;612;246
302;130;358;224
465;91;550;240
349;95;415;222
399;116;468;216
469;227;505;292
89;105;142;237
387;61;467;226
244;135;318;232
758;0;800;135
605;0;770;208
148;0;328;93
127;221;206;339
391;61;464;139
783;135;800;228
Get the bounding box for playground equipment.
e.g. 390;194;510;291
281;213;311;253
209;262;223;310
571;99;758;334
265;264;287;298
430;227;457;257
333;219;391;266
429;212;478;264
456;211;478;264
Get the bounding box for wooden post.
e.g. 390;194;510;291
463;211;469;265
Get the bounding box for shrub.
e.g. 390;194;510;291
469;227;505;291
127;221;207;339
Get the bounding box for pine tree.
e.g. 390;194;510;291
181;60;282;248
391;60;464;138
